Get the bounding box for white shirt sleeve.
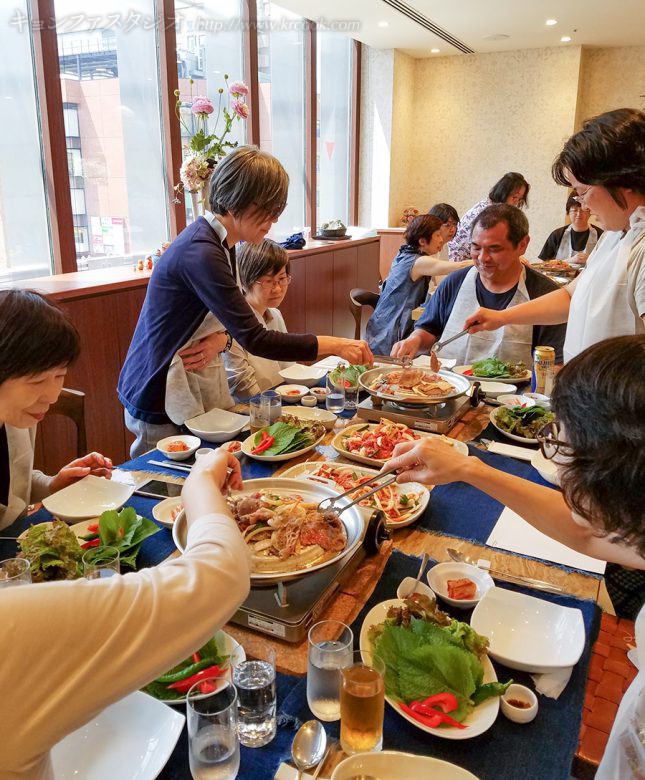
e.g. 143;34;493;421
0;512;250;777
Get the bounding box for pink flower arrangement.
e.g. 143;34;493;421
231;99;249;119
191;96;214;116
180;154;211;193
228;80;249;98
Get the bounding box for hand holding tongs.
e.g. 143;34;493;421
373;354;413;368
317;470;398;513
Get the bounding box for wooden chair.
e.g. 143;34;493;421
349;288;380;340
48;388;87;458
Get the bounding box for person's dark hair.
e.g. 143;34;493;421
552;108;645;208
404;214;443;250
470;204;529;247
551;335;645;556
428;203;459;224
565;193;583;212
238;239;290;293
209;145;289;219
0;290;80;385
488;172;530;208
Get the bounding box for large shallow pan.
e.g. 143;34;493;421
359;366;472;407
172;478;365;585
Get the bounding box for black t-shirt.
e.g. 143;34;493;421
416;266;566;362
538;225;603;260
0;426;9;506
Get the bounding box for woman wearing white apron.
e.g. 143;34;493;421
224;240;295;401
538;193;601;264
465;108;645;361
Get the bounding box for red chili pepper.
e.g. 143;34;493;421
193;652;200;664
251;433;275;455
87;523;99;533
409;702;466;729
419;692;459;713
464;369;473;376
167;664;223;694
80;538;101;549
199;680;217;694
400;701;442;728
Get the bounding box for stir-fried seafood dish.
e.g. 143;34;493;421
230;490;347;573
368;368;456;398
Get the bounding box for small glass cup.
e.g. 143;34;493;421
307;620;353;722
340;651;385;755
325;374;345;415
233;645;277;747
260;389;282;423
187;678;239;780
0;558;31;588
83;546;120;579
249;394;270;434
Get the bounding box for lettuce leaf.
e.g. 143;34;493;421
18;520;83;582
97;507;160;569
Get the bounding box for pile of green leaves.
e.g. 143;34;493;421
496;405;555;439
370;596;510;723
18;519;83;582
471;357;526;378
329;363;369;389
95;507;161;569
253;419;323;456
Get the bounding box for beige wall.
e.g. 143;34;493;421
576;46;645;127
389;51;416;227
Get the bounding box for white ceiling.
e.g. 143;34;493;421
277;0;645;57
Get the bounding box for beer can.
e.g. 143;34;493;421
531;346;555;395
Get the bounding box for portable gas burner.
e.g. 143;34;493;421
355;389;479;434
230;512;389;643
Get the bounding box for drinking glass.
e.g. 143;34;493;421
340;651;385;754
187;678;239;780
249;395;270;434
0;558;31;588
232;645;277;748
325;374;345;415
260;390;282;423
307;620;353;722
82;546;120;579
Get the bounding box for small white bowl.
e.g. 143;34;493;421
42;476;134;524
501;684;538;724
195;447;212;459
152;496;183;528
275;384;309;403
185;408;249;443
497;394;536;410
156;435;201;461
426;561;494;609
480;381;516;403
283;405;337;431
531;449;560;486
309;386;329;402
301;395;318;407
278;364;327;387
219;440;243;460
524;392;551;410
396;577;436;601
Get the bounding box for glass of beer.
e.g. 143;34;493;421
340;651;385;754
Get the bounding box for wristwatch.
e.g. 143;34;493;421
223;330;233;352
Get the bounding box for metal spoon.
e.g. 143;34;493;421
291;719;327;779
404;552;430;597
447;548;565;594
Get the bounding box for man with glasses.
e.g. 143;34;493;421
538;193;603;264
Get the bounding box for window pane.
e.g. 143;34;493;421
55;0;169;269
175;0;245;222
317;31;352;227
0;2;53;282
257;2;306;237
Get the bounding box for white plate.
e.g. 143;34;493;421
156;434;201;461
427;562;494;609
453;365;531;384
51;691;184;779
152;497;183;529
530;449;560;486
280;461;430;528
240;430;325;462
275;384;310;403
331;751;479;780
496;394;535;410
359;599;500;740
332;423;468;468
185;408;249;443
43;476;134;524
479;381;517;403
282;405;337;431
278;363;327;387
470;587;585;673
489;408;540;445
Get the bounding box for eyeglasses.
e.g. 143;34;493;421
256;274;291;290
536;420;574;460
573;186;593;206
569;205;590;215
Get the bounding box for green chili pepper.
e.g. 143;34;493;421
156;657;218;684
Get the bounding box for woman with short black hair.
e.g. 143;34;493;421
365;214;471;355
448;172;530;262
428;203;459;261
538;193;603;263
0;290;112;529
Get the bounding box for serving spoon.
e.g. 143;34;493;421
447;548;564;594
291;719;327;779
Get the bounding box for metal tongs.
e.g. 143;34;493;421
317;470;398;513
373;354;413;368
432;326;471;354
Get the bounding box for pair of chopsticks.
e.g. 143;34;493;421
317;470;398;513
148;459;192;474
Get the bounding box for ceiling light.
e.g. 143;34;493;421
546;19;557;26
377;21;389;28
431;48;440;53
560;35;572;43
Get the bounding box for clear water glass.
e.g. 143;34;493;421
249;395;270;433
233;645;277;747
307;620;353;722
0;558;31;588
187;679;239;780
260;389;282;423
82;546;120;579
325;374;345;415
